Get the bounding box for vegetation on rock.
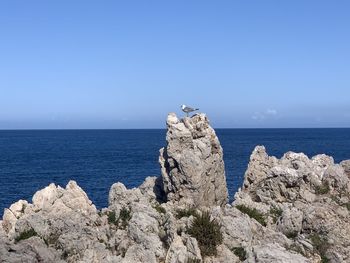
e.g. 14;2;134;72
309;233;330;263
285;231;298;239
108;211;117;225
15;228;38;243
270;207;283;223
344;202;350;211
187;211;223;257
176;207;198;219
154;203;166;214
315;181;330;195
187;258;201;263
235;204;267;226
118;207;132;229
108;207;132;229
231;246;247;261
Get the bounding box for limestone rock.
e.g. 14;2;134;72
0;236;63;263
165;235;188;263
276;207;303;236
2;200;29;235
252;243;310;263
159;112;228;207
341;160;350;177
1;114;349;263
235;146;350;263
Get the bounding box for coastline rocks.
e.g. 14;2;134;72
1;113;349;263
341;160;350;176
159;113;228;208
235;146;350;263
2;200;29;235
1;181;116;262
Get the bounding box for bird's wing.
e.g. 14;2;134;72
184;106;195;111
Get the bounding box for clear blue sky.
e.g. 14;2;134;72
1;1;349;129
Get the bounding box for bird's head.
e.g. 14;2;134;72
181;104;186;109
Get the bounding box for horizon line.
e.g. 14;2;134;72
0;127;350;131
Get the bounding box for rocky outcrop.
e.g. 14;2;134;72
159;113;228;207
1;113;349;263
234;146;350;263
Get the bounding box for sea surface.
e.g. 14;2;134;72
1;128;349;217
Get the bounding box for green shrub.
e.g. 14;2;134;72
108;207;132;229
231;247;247;261
187;258;201;263
270;207;283;223
15;228;37;242
310;233;329;251
118;207;132;229
286;231;298;239
289;243;305;256
44;232;60;246
236;205;266;226
310;233;330;263
108;211;117;225
344;202;350;211
176;207;198;219
315;182;330;195
154;204;166;214
187;211;222;257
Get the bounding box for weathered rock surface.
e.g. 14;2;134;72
1;113;349;263
159;113;228;207
235;146;350;263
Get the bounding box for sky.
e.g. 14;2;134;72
0;1;349;129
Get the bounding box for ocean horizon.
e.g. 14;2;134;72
1;128;349;217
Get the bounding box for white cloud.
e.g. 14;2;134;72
252;109;278;121
266;109;277;115
252;112;265;121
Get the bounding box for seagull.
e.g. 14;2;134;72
181;104;199;117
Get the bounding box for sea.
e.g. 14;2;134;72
1;128;349;217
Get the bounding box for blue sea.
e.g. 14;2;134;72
1;129;349;217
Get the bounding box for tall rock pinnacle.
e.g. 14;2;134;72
159;112;228;207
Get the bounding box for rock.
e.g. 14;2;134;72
165;236;187;263
109;182;144;210
1;113;349;263
60;180;97;213
323;164;349;191
122;244;157;263
276;207;303;236
204;244;239;263
235;146;350;262
340;160;350;177
138;176;165;202
252;243;310;263
159;113;228;207
219;206;255;249
0;236;63;263
242;146;278;193
2;200;29;235
32;183;59;211
108;180;168;262
127;210;164;258
184;236;202;260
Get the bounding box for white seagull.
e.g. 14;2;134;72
181;104;199;117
